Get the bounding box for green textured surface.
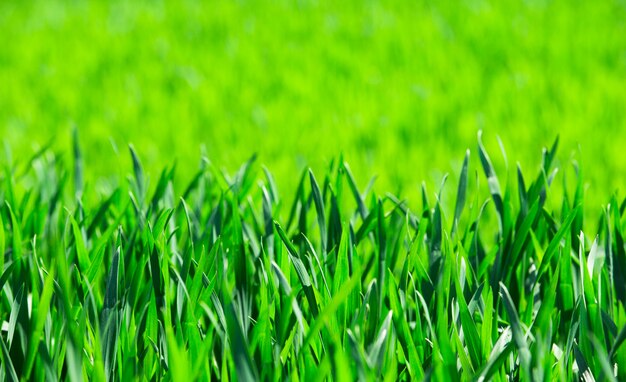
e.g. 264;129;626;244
0;134;625;380
1;0;625;203
1;1;626;380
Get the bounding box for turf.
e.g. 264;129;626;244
2;0;626;380
0;133;625;381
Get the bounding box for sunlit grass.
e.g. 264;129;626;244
0;133;625;380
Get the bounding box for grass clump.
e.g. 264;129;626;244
1;134;625;381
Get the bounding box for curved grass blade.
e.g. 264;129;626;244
309;169;327;254
0;336;18;382
499;282;531;376
129;144;146;206
475;328;513;382
453;149;470;235
302;266;362;351
387;268;424;380
24;266;56;380
477;131;504;227
275;221;319;317
536;205;580;282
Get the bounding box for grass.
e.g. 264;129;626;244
1;132;625;381
2;1;626;380
1;0;626;204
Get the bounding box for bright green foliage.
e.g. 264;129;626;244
2;0;626;205
1;135;625;381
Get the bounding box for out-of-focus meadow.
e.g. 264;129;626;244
1;0;625;207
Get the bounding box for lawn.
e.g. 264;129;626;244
2;0;626;201
1;0;626;380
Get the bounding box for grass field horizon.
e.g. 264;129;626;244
1;128;613;217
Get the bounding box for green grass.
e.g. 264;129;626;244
1;0;626;204
2;0;626;380
0;133;625;380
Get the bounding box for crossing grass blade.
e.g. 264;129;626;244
275;221;320;317
222;287;259;381
302;266;362;350
24;265;56;379
499;282;531;377
476;328;514;382
0;335;19;382
366;311;393;371
386;268;424;380
453;263;483;369
7;284;24;349
71;215;90;272
609;323;626;360
536;205;580;282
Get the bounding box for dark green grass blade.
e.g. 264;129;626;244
24;266;56;379
342;162;368;219
101;247;120;380
610;324;626;360
302;266;362;350
6;202;22;261
477;131;504;227
309;169;327;254
475;328;514;381
387;269;424;380
517;163;528;215
0;336;19;382
86;189;120;237
275;221;320;317
536;206;580;282
129;144;145;202
499;282;531;376
7;285;24;349
72;126;83;198
454;266;483;369
222;290;259;381
453;149;470;235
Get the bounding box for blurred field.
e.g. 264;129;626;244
1;0;625;206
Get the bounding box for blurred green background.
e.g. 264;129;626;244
1;0;625;207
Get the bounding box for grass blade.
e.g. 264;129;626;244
453;149;470;235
